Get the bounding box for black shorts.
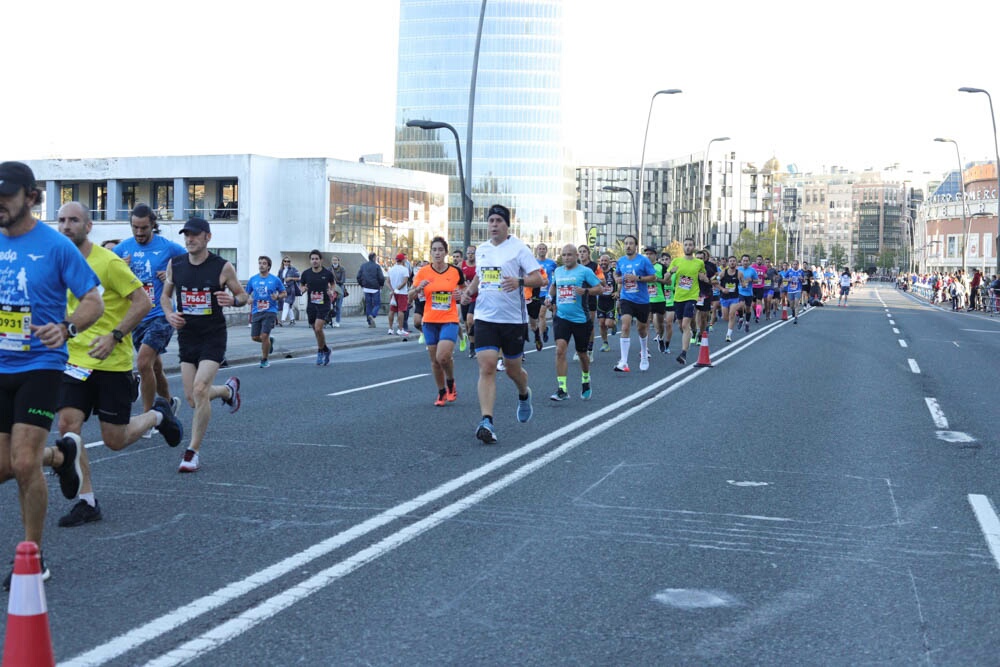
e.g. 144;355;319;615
553;316;592;352
0;370;62;432
59;370;133;425
741;295;754;309
526;299;544;320
414;299;425;316
673;300;696;320
619;300;650;323
585;296;598;313
753;287;766;300
474;320;527;359
649;301;666;315
460;301;476;319
178;327;228;365
306;303;331;325
695;299;712;312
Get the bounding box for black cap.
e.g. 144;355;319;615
487;204;510;225
643;246;658;253
0;161;36;196
179;217;211;235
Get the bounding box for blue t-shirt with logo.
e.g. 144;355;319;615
247;274;284;314
538;258;558;289
615;254;656;304
551;264;600;324
737;266;757;297
113;235;187;320
784;269;804;294
0;222;100;371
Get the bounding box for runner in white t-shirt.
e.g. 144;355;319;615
460;204;544;445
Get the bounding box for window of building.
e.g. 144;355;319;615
90;183;108;221
61;184;78;205
188;181;206;218
214;180;238;220
152;181;174;220
121;182;138;219
210;247;237;268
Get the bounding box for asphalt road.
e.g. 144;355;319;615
2;287;999;665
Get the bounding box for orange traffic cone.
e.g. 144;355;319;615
2;542;54;667
694;330;713;367
781;305;788;321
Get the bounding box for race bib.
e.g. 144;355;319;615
310;290;325;305
623;277;638;293
480;267;502;291
602;283;613;295
431;292;451;311
142;282;155;303
63;364;93;381
647;283;658;297
0;305;31;352
256;299;270;312
180;289;212;315
663;288;673;300
789;279;799;289
557;285;575;304
678;276;693;290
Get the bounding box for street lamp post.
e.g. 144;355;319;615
959;87;1000;272
602;185;637;240
636;89;682;247
700;136;730;250
407;119;474;251
935;137;971;275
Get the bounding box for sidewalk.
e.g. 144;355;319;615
159;313;410;373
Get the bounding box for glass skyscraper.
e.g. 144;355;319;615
394;0;580;247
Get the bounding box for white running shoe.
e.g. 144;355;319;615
639;355;650;372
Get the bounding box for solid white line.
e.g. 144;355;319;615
968;495;1000;571
924;397;949;429
65;318;796;667
327;374;428;396
892;328;900;334
898;339;908;348
907;359;921;374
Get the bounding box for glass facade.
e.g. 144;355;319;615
394;0;579;247
328;180;447;262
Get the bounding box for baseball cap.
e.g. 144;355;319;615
0;161;36;196
396;253;406;261
643;246;658;253
179;217;211;235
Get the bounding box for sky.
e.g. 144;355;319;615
6;0;1000;185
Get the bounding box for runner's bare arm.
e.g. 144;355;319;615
160;262;185;329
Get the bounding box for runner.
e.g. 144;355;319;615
246;255;286;368
595;253;618;353
546;244;602;401
665;238;708;365
717;256;742;342
838;267;852;306
44;202;184;529
161;217;248;472
750;254;767;322
113;203;185;425
643;246;668;355
0;163;103;588
693;249;718;344
783;259;805;323
525;263;548;354
410;237;465;406
659;252;678;355
534;243;557;346
300;249;337;365
764;258;780;319
460;245;477;357
576;244;605;361
460;204;543;444
613;235;656;372
736;254;758;334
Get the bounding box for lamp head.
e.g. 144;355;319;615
406;120;447;130
959;86;986;94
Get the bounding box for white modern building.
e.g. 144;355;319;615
20;154;449;278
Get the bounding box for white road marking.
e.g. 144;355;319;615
953;341;960;348
907;359;920;374
936;431;976;443
64;313;801;666
898;339;908;348
889;319;895;325
924;398;949;429
726;480;769;487
328;374;428;396
892;328;900;334
961;329;1000;333
968;495;1000;571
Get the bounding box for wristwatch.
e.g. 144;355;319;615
112;329;125;343
61;320;78;338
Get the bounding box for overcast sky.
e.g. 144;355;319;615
7;0;999;183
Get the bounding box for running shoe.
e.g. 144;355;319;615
178;448;200;473
315;350;324;366
58;499;101;528
689;336;697;345
53;433;82;499
333;322;340;328
400;330;411;338
550;388;569;401
657;337;665;353
663;346;670;355
170;396;181;416
581;383;592;400
445;383;457;402
708;325;714;332
458;333;467;351
639;355;650;372
736;316;744;330
475;418;498;444
259;359;270;368
601;341;611;352
535;337;543;352
2;553;50;591
497;357;506;372
468;348;476;359
745;321;750;333
152;396;184;447
793;317;798;325
322;348;331;366
542;327;549;343
222;376;241;413
676;350;687;366
613;361;630;372
725;335;732;343
572;351;579;361
387;329;396;335
516;387;534;423
434;393;446;407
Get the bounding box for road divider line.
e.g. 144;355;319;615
893;328;900;334
889;320;895;325
328;374;428;396
924;397;949;429
65;311;800;667
898;339;908;348
968;495;1000;571
907;359;920;374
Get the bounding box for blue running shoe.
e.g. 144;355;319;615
516;387;533;423
475;418;497;444
315;350;323;366
581;383;592;401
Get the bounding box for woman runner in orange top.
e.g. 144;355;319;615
409;236;466;406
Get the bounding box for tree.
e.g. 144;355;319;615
828;243;847;269
731;229;761;261
813;241;827;265
876;248;897;273
664;239;683;262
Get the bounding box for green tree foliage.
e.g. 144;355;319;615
828;243;848;268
